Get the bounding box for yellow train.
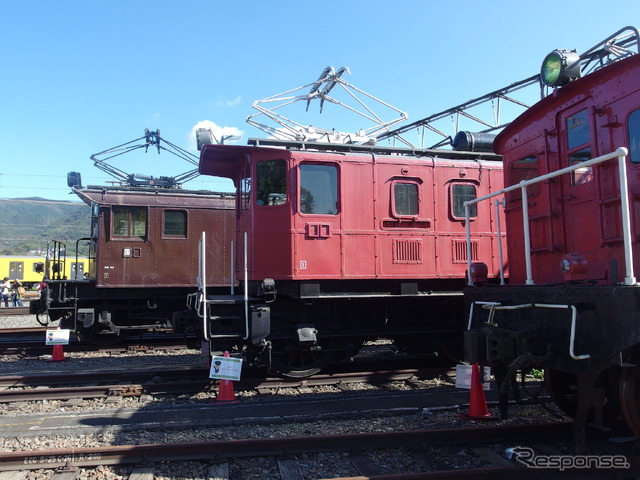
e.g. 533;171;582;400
0;256;89;289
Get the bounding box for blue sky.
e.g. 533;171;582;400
1;1;638;201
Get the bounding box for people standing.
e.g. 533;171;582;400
10;279;24;307
1;278;9;307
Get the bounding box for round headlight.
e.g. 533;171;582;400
540;49;581;87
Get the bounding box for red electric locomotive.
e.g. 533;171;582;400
192;138;505;377
464;26;640;443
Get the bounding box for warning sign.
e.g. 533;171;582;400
209;355;243;381
45;329;71;346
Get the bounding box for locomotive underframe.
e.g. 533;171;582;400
38;280;204;340
464;283;640;375
465;283;640;444
204;278;467;377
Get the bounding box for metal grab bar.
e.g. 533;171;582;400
469;301;590;360
464;147;631;286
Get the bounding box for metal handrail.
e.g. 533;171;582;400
464;147;632;286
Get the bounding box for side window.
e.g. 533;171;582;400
90;202;100;239
451;184;477;219
112;207;148;238
508;155;539;200
300;164;338;215
241;176;251;211
566;109;592;185
256;160;287;206
628;109;640;164
393;182;419;217
239;162;251;211
163;210;187;237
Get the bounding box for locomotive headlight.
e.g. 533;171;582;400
541;49;581;87
561;253;588;280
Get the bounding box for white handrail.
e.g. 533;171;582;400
243;231;250;340
494;199;506;285
464;147;631;286
198;231;209;341
470;301;590;360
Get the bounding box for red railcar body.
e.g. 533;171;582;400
199;144;505;283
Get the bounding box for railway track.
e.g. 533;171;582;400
2;422;637;478
0;366;452;403
0;306;30;316
0;333;199;355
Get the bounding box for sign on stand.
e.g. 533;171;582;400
45;329;71;346
455;364;491;390
209;355;242;381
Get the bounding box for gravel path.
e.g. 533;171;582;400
0;313;578;479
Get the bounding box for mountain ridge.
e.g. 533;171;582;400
0;197;90;255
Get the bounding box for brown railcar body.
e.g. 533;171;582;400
75;187;235;288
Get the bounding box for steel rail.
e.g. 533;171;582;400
0;422;574;471
0;306;31;316
0;367;451;403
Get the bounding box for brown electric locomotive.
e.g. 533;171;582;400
36;185;235;342
35;130;237;343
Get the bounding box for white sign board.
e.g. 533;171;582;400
45;329;71;346
455;364;491;390
209;355;243;381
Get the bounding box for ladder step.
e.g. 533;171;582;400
206;295;253;305
210;315;243;322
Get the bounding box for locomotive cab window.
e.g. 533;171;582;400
451;183;477;219
629;109;640;164
566;109;593;185
163;210;187;238
112;207;148;239
256;160;287;206
393;181;419;217
300;163;338;215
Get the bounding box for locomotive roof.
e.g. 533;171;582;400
495;54;640;155
246;137;501;160
72;185;235;208
199;140;502;179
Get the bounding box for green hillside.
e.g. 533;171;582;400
0;197;91;255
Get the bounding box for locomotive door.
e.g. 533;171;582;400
557;106;599;255
293;162;342;278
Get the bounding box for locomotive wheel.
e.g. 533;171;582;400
545;369;579;417
269;338;336;378
545;368;623;428
619;352;640;437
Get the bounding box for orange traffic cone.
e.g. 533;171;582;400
214;351;238;403
48;343;66;362
216;379;238;403
461;363;493;420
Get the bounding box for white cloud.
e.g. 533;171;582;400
218;96;242;107
146;113;161;124
187;120;244;151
